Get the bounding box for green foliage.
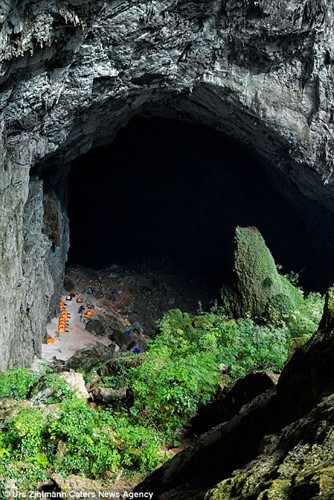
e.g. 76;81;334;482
0;431;13;459
47;398;120;478
129;348;219;442
101;411;165;474
0;367;37;401
327;287;334;317
0;407;49;495
0;458;47;498
266;275;324;338
155;309;289;379
0;396;165;491
8;406;46;461
119;307;292;444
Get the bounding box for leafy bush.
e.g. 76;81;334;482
0;458;47;499
265;276;324;337
129;348;219;442
9;406;46;459
0;368;37;401
154;308;289;378
102;411;165;474
47;398;120;478
0;396;166;491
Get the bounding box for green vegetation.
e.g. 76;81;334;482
142;308;289;386
0;279;324;493
0;378;165;495
265;277;323;338
0;227;325;494
0;367;37;400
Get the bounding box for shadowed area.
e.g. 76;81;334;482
68;117;318;290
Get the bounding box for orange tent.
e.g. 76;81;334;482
84;310;94;318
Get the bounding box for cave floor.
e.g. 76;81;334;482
42;266;132;362
42;310;112;362
42;263;212;362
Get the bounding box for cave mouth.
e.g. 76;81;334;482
67;116;318;294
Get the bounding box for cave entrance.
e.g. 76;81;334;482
67;116;317;295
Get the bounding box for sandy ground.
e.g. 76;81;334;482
42;295;112;362
41;266;132;362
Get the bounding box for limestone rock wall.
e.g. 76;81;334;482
0;0;334;369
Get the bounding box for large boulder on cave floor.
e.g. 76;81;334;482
134;296;334;499
188;371;277;437
30;371;89;403
221;226;302;319
84;314;147;351
64;344;115;372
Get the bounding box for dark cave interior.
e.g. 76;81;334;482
68;116;318;292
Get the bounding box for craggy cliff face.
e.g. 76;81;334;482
0;0;334;370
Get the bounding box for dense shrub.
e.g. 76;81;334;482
0;367;37;401
156;308;290;376
265;275;323;337
129;348;219;442
0;375;166;493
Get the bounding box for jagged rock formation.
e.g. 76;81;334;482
0;0;334;370
135;301;334;499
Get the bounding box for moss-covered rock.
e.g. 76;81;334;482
205;395;334;500
221;226;285;318
221;227;323;337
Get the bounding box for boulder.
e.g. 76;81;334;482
59;372;89;400
64;344;115;372
30;371;89;403
188;371;277;437
221;226;285;318
90;385;128;405
85;318;105;336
